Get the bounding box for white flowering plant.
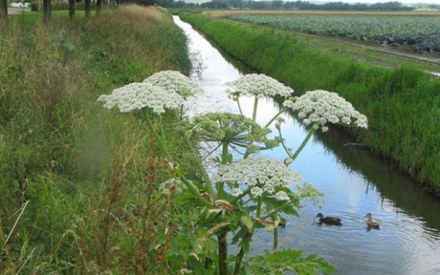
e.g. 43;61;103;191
187;74;366;274
227;73;294;123
190;112;280;159
280;90;368;163
97;71;214;209
97;71;364;275
97;81;185;114
143;70;200;99
283;90;368;132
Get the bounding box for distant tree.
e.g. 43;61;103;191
271;0;283;9
85;0;91;18
281;1;414;11
156;0;174;7
96;0;101;15
43;0;51;24
230;0;244;9
0;0;7;21
200;1;227;8
69;0;75;18
427;4;440;10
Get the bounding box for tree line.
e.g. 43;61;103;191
2;0;439;24
199;1;414;11
0;0;105;24
121;0;435;11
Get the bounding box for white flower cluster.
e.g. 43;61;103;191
227;73;294;98
212;158;303;200
143;70;200;99
159;178;184;195
97;82;185;113
283;90;368;132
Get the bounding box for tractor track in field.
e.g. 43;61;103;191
328;36;440;66
283;30;440;77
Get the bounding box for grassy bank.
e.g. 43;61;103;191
0;6;194;273
178;12;440;196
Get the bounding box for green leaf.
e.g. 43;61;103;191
266;214;281;231
263;196;299;217
231;227;252;253
240;215;254;233
192;222;230;254
246;249;336;275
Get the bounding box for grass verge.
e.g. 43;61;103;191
0;5;195;273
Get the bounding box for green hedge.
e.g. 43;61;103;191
179;12;440;196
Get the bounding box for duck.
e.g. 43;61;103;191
315;213;342;226
365;213;380;229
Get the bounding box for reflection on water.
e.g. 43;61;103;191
173;16;440;274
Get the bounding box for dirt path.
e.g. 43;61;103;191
280;30;440;77
320;34;440;66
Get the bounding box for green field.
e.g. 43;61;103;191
227;13;440;54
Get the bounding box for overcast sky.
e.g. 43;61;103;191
190;0;440;4
187;0;440;5
335;0;439;3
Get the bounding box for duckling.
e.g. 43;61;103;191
365;213;380;229
315;213;342;226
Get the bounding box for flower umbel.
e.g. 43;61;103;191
159;178;184;195
143;70;200;99
212;158;303;200
283;90;368;132
192;112;280;154
227;73;294;98
97;82;185;114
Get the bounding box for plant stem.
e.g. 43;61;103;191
252;96;259;122
261;201;293;220
256;197;262;218
233;230;253;274
273;227;279;250
5;200;29;244
290;127;316;162
217;142;229;198
172;108;215;196
218;230;228;275
264;109;284;128
171;139;186;162
233;247;245;275
277;126;292;158
217;141;233;275
236;98;244;116
145;116;171;160
147;113;214;205
230;188;251;204
182;135;215;197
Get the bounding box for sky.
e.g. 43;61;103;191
329;0;440;4
187;0;440;5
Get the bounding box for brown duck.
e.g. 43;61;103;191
315;213;342;226
365;213;380;229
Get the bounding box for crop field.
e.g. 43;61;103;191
226;13;440;53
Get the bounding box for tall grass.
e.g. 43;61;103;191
179;12;440;196
1;6;192;273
